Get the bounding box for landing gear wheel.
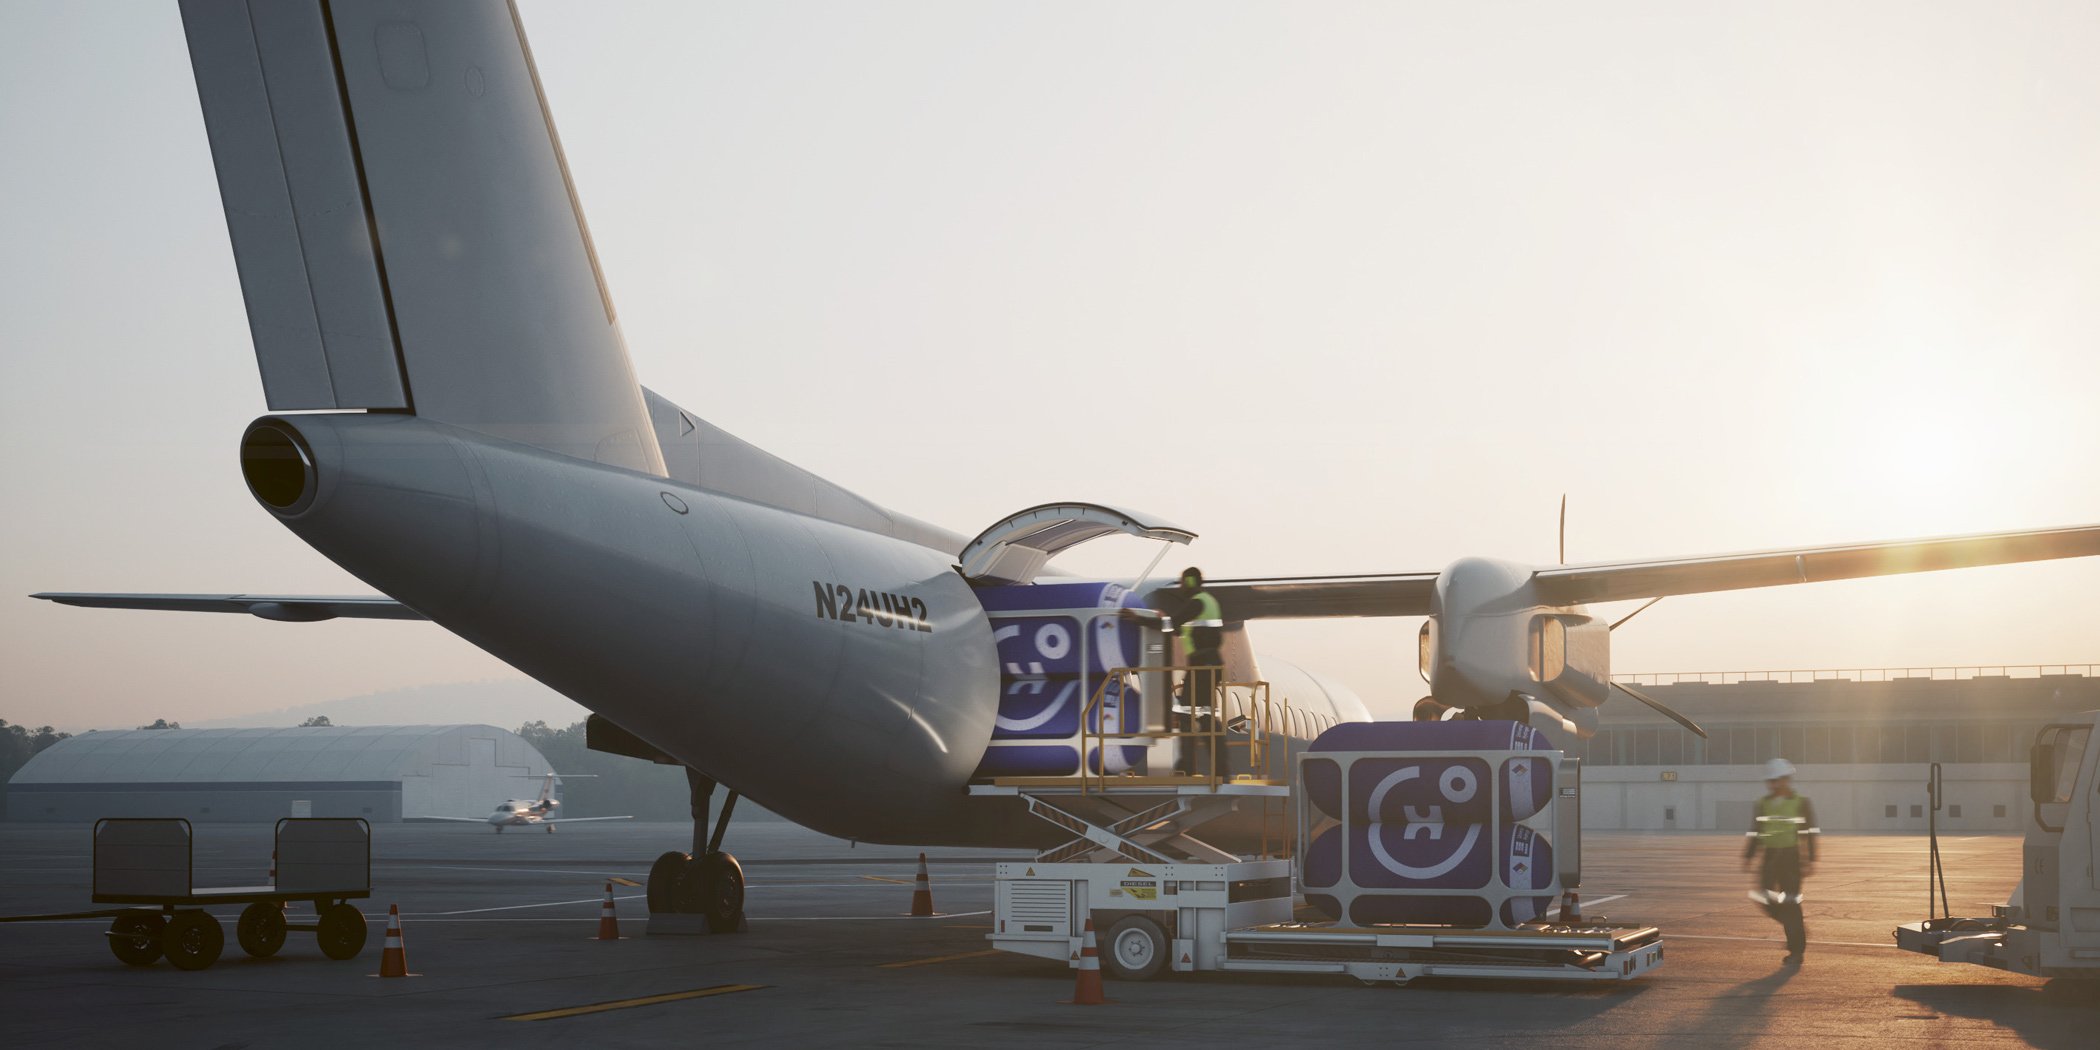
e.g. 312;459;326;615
108;912;164;967
673;851;745;932
546;824;556;834
236;902;287;958
496;825;505;834
647;851;690;914
316;903;367;961
1103;915;1168;981
162;910;224;971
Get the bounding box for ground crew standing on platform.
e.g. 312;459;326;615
1176;567;1226;781
1172;567;1225;713
1742;757;1819;963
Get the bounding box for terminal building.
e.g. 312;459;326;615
5;724;551;823
1573;666;2098;833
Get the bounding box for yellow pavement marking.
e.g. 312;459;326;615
878;949;1003;969
944;923;992;929
501;984;765;1021
608;877;641;887
860;874;913;885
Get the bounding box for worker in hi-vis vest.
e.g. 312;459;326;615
1172;566;1225;714
1742;757;1819;963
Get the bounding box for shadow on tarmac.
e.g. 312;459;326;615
1672;964;1799;1049
1892;979;2100;1050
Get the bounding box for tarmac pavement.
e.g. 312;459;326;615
0;822;2091;1048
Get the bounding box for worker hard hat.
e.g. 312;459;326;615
1764;758;1797;780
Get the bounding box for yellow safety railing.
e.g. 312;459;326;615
1075;665;1226;794
1074;668;1332;797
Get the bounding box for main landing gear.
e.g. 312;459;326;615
645;768;746;933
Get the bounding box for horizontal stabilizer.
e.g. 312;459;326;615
1534;523;2100;605
31;593;423;622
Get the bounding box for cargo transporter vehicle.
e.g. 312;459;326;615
976;681;1665;987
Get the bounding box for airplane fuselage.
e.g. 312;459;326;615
242;412;1016;845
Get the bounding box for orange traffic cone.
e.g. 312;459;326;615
374;904;415;978
596;881;621;940
1061;916;1108;1005
1556;890;1581;925
909;852;935;917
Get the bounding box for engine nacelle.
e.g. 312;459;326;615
1420;556;1610;719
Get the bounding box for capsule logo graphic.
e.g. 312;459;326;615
1366;764;1485;880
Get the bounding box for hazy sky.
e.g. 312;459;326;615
3;1;2096;731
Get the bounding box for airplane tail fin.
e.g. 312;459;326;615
179;0;663;474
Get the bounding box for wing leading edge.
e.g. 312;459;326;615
30;593;424;622
1533;523;2100;605
1201;522;2097;620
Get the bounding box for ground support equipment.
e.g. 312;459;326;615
0;817;372;971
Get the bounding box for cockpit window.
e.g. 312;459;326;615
1529;617;1566;682
1418;621;1435;683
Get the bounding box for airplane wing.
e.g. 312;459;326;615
1204;573;1440;620
543;816;634;823
415;815;493;823
1533;523;2100;605
31;593;424;622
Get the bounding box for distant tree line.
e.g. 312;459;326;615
1;719;73;815
514;720;760;822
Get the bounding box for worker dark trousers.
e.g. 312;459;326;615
1759;847;1807;955
1183;655;1222;776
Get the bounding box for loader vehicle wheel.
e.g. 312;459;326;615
1104;915;1168;981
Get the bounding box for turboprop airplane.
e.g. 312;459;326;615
30;1;2100;933
418;773;632;833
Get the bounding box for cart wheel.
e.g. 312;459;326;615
162;910;224;971
647;851;689;913
108;912;165;967
1103;915;1168;981
316;903;367;960
237;901;288;958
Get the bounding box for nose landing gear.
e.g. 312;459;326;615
644;768;747;934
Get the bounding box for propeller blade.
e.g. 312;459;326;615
1612;680;1709;739
1609;596;1664;631
1558;494;1567;565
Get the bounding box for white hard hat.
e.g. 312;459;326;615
1765;758;1797;780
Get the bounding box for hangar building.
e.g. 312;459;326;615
1575;665;2097;833
4;724;551;823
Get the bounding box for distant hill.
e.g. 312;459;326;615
189;679;589;731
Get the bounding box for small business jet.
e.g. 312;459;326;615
422;773;632;833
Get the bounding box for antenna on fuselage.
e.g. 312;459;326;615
1558;494;1567;565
